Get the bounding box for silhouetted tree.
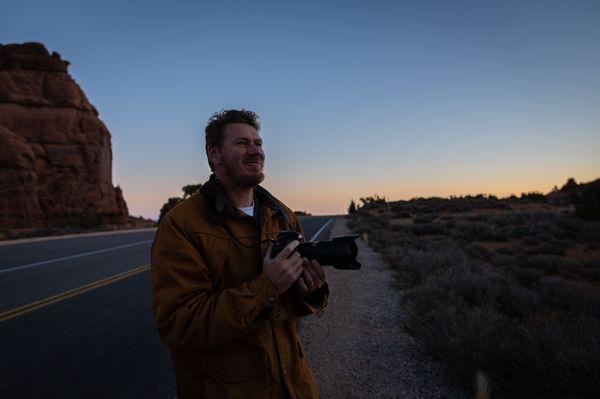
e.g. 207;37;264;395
520;192;546;202
359;195;386;206
348;199;357;214
182;184;202;199
158;197;184;222
158;183;203;222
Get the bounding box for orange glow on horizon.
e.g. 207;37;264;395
125;172;599;219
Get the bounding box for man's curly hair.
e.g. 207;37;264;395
204;109;260;171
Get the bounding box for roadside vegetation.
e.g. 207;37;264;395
347;178;600;399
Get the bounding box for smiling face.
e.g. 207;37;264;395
208;123;265;189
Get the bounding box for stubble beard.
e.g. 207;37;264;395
224;159;265;189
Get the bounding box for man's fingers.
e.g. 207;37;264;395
275;240;300;261
298;277;308;294
293;262;304;280
302;262;315;288
312;259;326;281
264;243;273;260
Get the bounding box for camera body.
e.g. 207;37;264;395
271;230;361;270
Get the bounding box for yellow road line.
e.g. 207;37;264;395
0;264;150;323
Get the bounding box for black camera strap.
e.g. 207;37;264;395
219;221;275;249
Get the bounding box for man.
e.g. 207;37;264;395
151;109;328;399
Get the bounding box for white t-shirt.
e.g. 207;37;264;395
238;201;254;217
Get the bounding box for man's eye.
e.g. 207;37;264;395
255;142;263;147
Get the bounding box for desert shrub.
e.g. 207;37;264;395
495;212;530;227
520;255;582;276
390;223;406;233
510;315;600;399
509;224;529;239
355;224;371;237
405;301;513;388
511;267;545;287
550;238;571;248
536;277;600;317
409;222;447;236
393;247;467;288
346;218;357;230
491;214;511;227
488;227;511;242
464;243;493;261
395;210;411;218
354;207;371;217
578;221;600;244
533;243;566;256
369;216;390;229
529;223;561;240
574;183;600;220
495;246;523;256
584;259;600;269
579;268;600;281
492;253;519;268
521;236;539;246
466;213;491;222
443;218;457;229
451;220;493;241
402;258;600;398
555;216;582;239
413;214;436;224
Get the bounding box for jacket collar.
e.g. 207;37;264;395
201;174;289;223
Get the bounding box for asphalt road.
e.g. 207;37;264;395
0;215;335;398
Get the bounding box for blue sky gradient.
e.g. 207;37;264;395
2;0;599;217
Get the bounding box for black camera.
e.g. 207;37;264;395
271;230;361;270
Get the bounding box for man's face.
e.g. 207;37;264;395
209;123;265;189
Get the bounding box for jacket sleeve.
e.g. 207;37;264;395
271;214;329;320
151;215;277;351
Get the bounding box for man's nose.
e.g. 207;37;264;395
248;143;264;156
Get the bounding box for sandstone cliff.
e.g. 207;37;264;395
0;42;128;229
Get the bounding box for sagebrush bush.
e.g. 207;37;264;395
452;220;493;241
520;255;581;276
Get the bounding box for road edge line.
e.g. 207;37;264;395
309;218;335;241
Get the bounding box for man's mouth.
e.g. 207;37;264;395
244;159;263;167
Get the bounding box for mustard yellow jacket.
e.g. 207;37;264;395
151;174;328;399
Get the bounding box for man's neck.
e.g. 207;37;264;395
216;174;254;208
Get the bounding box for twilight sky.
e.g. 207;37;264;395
2;0;599;218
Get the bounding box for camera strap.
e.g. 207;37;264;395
219;221;275;249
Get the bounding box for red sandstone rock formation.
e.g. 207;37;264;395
0;42;128;229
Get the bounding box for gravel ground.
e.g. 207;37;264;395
298;218;470;399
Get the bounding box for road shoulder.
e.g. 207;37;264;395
298;218;469;398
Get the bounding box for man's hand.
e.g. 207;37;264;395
297;258;327;298
263;241;304;295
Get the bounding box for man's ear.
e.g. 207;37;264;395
207;146;221;166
